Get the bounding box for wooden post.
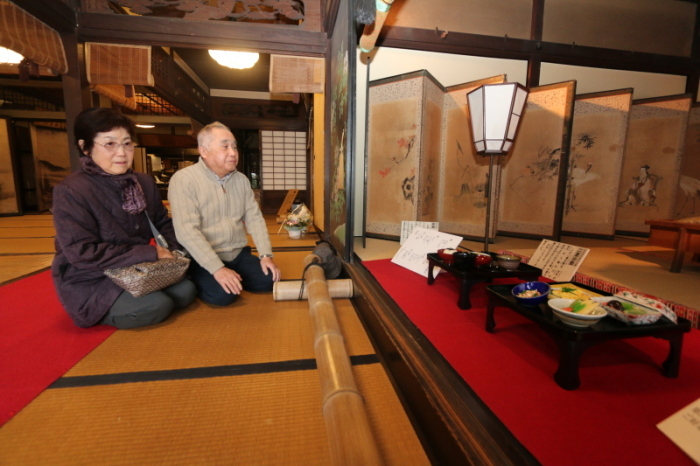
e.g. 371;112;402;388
303;254;384;466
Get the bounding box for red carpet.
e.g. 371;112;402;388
0;270;116;426
364;259;700;466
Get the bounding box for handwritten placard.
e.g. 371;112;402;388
529;239;589;281
657;397;700;463
392;227;462;277
400;221;439;244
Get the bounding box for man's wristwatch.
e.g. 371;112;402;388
260;254;273;259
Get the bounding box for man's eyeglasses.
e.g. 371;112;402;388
94;141;137;153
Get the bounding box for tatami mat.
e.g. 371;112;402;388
0;214;430;464
0;216;54;228
268;250;318;280
0;227;55;238
65;293;374;376
266;231;319;248
0;255;53;285
0;372;331;465
355;364;431;466
0;238;55;255
0;363;428;465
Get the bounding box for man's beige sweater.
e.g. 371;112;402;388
169;158;272;275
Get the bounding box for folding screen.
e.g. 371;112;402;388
562;89;633;238
615;95;692;234
29;124;70;213
440;75;505;241
366;70;443;238
497;81;576;239
0;118;19;215
674;105;700;218
325;0;356;260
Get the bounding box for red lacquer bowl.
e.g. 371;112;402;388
437;248;457;264
474;253;492;266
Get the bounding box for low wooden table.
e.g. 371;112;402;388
426;253;541;310
645;218;700;273
486;283;692;390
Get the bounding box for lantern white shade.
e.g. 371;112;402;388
467;82;528;154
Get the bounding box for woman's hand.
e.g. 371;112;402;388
156;245;175;260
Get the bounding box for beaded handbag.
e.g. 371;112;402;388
104;214;190;297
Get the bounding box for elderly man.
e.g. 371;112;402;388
169;121;281;305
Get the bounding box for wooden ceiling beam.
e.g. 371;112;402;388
377;26;698;77
76;13;327;57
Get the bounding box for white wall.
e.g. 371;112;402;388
353;47;690;236
539;63;687;100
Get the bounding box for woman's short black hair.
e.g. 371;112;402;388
73;107;136;156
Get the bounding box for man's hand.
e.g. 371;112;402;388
260;256;281;282
156;245;175;259
213;267;243;295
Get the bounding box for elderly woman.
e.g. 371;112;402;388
52;107;196;328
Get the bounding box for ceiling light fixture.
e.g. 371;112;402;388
0;46;23;64
135;124;155;129
208;50;259;70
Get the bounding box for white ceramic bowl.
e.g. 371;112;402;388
495;254;521;270
548;298;607;328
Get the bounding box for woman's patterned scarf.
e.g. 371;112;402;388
81;155;147;215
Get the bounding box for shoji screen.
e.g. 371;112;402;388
260;130;307;190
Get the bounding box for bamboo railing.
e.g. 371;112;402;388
302;254;383;465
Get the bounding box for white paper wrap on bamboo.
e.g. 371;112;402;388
359;0;396;53
303;254;384;465
273;279;354;301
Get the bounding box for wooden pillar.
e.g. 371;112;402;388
60;33;91;172
303;254;383;466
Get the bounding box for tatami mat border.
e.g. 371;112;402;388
50;354;380;389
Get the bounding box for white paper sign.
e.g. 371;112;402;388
528;239;589;282
392;227;462;277
400;221;440;244
657;397;700;463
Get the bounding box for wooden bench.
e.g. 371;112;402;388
645;219;700;273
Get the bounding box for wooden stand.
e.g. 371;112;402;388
276;189;299;223
645;219;700;273
303;254;383;465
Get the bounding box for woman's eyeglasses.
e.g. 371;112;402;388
94;141;137;152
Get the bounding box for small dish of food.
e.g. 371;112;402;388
511;281;550;306
549;283;603;300
593;296;663;325
548;298;607;328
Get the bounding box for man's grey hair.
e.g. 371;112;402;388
197;121;235;148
